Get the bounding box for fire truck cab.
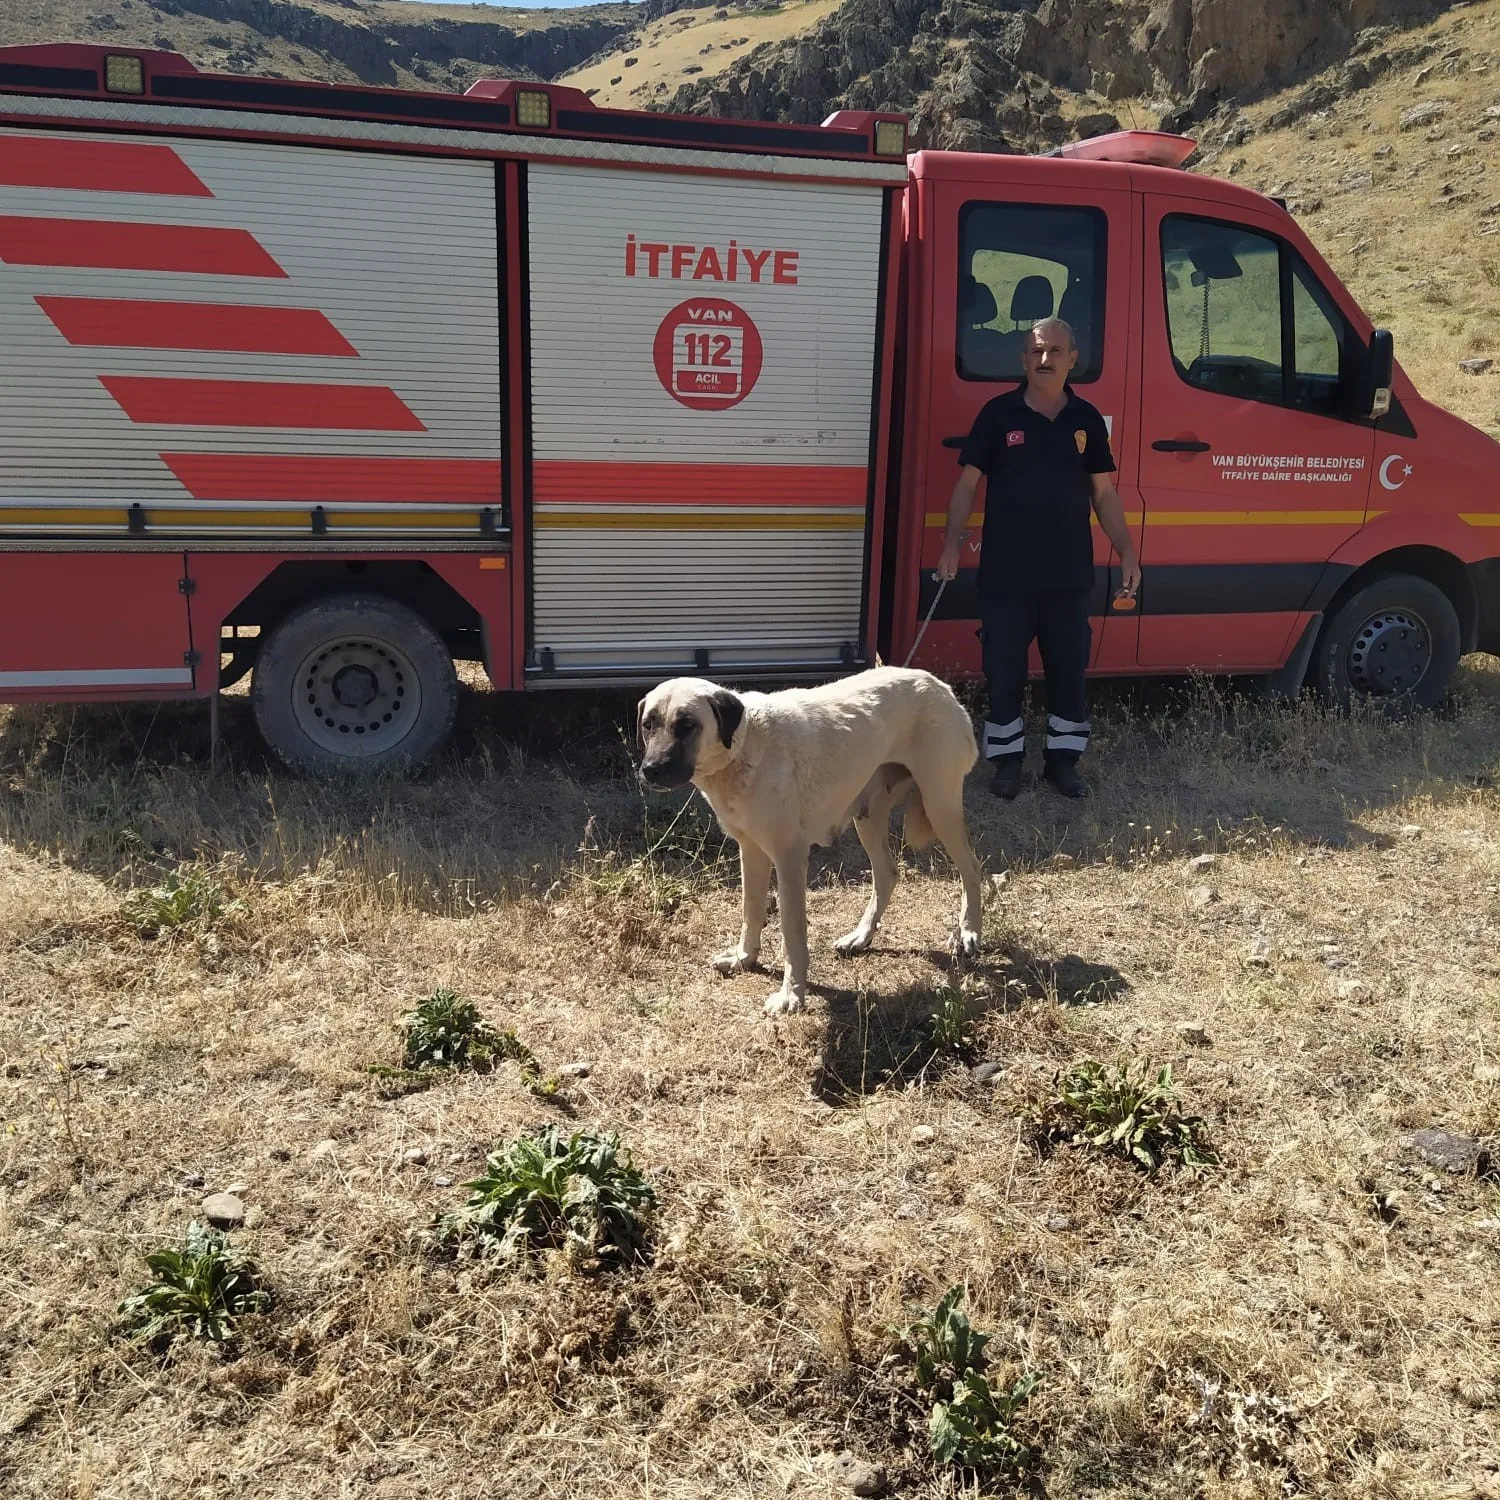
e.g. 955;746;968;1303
0;44;1496;772
898;137;1500;711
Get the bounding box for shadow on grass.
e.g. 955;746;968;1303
807;941;1131;1104
4;663;1500;911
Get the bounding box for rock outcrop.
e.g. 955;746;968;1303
665;0;1460;151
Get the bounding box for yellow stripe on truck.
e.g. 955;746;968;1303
533;509;866;531
1141;509;1372;526
0;506;488;533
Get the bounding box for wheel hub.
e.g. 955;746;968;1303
291;636;422;756
331;663;379;710
1347;609;1430;696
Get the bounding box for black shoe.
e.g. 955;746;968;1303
989;758;1024;799
1044;762;1089;799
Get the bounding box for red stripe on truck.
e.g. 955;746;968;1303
0;217;286;275
0;136;213;196
102;377;425;430
37;297;358;355
163;454;500;502
532;460;867;507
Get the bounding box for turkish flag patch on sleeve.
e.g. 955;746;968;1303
1006;429;1025;447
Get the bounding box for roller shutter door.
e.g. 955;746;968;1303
526;161;884;675
0;127;500;538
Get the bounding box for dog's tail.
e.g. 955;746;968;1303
903;786;936;850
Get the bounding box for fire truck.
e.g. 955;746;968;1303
1;44;1497;771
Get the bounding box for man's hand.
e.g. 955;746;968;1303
938;467;983;583
1119;550;1142;596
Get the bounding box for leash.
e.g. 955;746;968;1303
903;571;950;668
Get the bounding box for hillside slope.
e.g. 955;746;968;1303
1189;0;1500;440
0;0;636;91
559;0;844;109
662;0;1468;150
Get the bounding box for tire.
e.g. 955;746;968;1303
250;594;458;774
1310;572;1461;714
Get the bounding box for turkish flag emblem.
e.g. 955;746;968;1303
1006;429;1025;447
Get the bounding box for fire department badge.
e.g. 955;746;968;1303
1074;429;1088;454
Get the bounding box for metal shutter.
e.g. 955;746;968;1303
0;127;500;538
526;161;884;675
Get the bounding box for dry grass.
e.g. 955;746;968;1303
3;5;1500;1495
3;660;1499;1498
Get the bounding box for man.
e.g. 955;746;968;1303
936;317;1140;800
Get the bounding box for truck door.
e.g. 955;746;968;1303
906;163;1140;676
1135;199;1375;670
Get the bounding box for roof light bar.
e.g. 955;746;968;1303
1046;130;1197;168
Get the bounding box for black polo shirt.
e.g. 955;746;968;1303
958;383;1116;593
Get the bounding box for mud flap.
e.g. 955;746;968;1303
1256;613;1322;702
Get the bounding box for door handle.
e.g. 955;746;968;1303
1152;439;1211;453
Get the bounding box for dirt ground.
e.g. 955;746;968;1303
2;661;1497;1499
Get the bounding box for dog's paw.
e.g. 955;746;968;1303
710;947;757;976
953;928;982;964
833;927;874;957
763;989;807;1016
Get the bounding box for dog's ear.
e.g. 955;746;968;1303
635;695;647;747
706;689;744;750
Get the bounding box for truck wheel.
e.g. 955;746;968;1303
251;595;458;774
1310;572;1460;714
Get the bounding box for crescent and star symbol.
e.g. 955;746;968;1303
1379;454;1414;491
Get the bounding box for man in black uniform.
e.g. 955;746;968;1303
936;318;1140;799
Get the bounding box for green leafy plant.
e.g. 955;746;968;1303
1033;1059;1219;1171
931;1369;1042;1473
116;1222;271;1345
380;989;559;1096
900;1283;991;1389
432;1124;656;1265
895;1286;1041;1479
928;984;976;1057
400;987;497;1069
121;869;228;937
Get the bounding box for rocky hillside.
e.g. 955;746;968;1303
1190;0;1500;440
664;0;1468;152
0;0;636;92
0;0;1472;146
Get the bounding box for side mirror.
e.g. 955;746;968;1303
1356;328;1395;419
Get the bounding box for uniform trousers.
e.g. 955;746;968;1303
978;587;1092;769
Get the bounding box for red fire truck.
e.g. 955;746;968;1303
1;44;1497;771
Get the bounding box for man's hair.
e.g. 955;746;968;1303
1028;317;1077;351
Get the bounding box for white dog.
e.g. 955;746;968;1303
636;666;982;1014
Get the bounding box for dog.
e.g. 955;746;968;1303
636;666;983;1015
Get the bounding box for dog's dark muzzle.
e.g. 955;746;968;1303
638;754;692;790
